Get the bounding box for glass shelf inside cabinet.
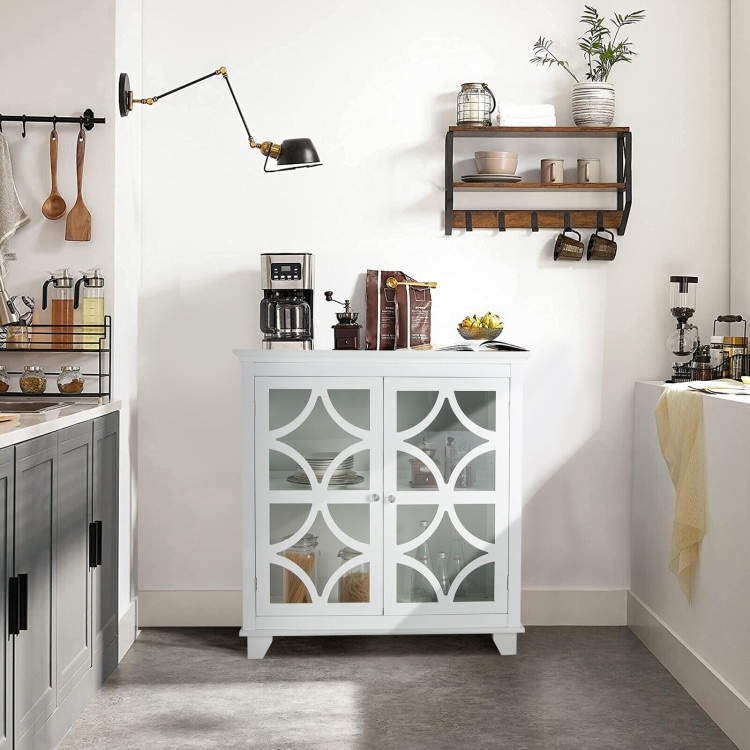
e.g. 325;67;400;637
395;504;496;604
396;389;497;492
267;387;371;491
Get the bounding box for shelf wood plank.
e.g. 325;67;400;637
448;125;630;136
451;210;624;231
453;182;625;191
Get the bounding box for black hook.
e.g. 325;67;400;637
21;115;26;138
0;116;3;133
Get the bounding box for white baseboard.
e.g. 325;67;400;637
118;598;139;660
137;588;628;627
628;592;750;750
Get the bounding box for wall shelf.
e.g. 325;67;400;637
445;126;632;235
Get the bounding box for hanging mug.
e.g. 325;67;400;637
587;227;617;261
456;83;496;126
554;227;584;261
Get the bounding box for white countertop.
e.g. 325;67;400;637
0;400;121;449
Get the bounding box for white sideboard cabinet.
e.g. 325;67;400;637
235;350;528;659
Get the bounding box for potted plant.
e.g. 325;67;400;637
530;5;645;126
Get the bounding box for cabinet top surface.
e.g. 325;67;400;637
234;349;530;365
0;400;121;449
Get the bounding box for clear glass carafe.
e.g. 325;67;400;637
411;519;436;602
42;269;74;350
74;269;105;350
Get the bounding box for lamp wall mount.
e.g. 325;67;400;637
118;67;321;171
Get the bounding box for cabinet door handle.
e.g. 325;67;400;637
89;521;99;567
386;494;396;504
96;520;103;566
8;576;20;636
370;493;380;502
18;573;28;631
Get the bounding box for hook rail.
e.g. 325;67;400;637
0;108;105;133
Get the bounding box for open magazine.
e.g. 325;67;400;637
438;340;529;352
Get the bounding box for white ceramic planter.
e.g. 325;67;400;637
572;82;615;127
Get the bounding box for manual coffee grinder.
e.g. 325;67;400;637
667;275;699;382
324;291;362;350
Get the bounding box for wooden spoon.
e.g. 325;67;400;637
65;128;91;241
41;128;66;220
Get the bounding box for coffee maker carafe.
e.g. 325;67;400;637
260;253;314;349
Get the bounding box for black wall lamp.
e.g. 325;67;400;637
118;67;321;172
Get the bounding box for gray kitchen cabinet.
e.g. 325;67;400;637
14;433;57;749
92;412;119;678
0;446;14;750
2;413;119;750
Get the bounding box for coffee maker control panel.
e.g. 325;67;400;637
270;262;303;282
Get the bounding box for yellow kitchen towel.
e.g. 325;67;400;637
654;387;706;602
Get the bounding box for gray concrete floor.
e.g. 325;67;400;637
58;627;737;750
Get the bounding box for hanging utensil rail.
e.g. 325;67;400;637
0;108;105;136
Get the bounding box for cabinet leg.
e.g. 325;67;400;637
246;636;273;659
492;633;517;655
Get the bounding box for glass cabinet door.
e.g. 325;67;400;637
382;377;510;615
254;377;383;616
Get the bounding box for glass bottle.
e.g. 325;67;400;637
0;365;9;393
337;547;369;603
20;365;47;394
448;529;465;594
57;365;85;394
42;269;74;350
411;520;436;602
74;269;105;350
437;552;450;596
283;533;318;604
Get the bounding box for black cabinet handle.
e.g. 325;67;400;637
89;521;98;567
18;573;28;631
8;576;19;636
96;520;103;566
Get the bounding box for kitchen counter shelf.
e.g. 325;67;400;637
445;126;632;235
0;316;112;399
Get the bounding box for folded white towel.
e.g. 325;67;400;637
496;103;556;119
497;115;557;127
0;134;29;275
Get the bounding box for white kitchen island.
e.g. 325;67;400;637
235;349;528;659
630;382;750;750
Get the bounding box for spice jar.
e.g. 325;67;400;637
0;365;9;393
337;547;370;603
19;365;47;394
57;365;84;394
283;533;318;604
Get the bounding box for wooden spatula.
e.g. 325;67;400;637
65;128;91;241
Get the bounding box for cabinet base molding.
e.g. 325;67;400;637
118;598;139;660
628;593;750;750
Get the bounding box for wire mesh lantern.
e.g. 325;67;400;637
456;82;496;126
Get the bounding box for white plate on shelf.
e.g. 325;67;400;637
461;174;522;183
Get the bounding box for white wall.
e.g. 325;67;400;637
0;0;140;647
135;0;731;622
731;0;750;314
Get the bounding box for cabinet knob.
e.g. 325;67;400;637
387;494;396;504
370;493;380;502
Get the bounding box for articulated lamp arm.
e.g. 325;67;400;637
118;67;321;170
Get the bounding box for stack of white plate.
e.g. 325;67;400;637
288;452;362;486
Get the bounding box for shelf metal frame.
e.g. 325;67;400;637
444;126;632;236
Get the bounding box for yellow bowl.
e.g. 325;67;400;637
457;325;503;341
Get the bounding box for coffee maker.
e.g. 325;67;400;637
260;253;314;349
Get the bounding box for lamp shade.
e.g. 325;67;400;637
277;138;321;167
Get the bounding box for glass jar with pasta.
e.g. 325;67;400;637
283;533;318;604
337;547;369;603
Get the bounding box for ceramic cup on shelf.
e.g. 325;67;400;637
577;158;600;183
541;159;564;184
